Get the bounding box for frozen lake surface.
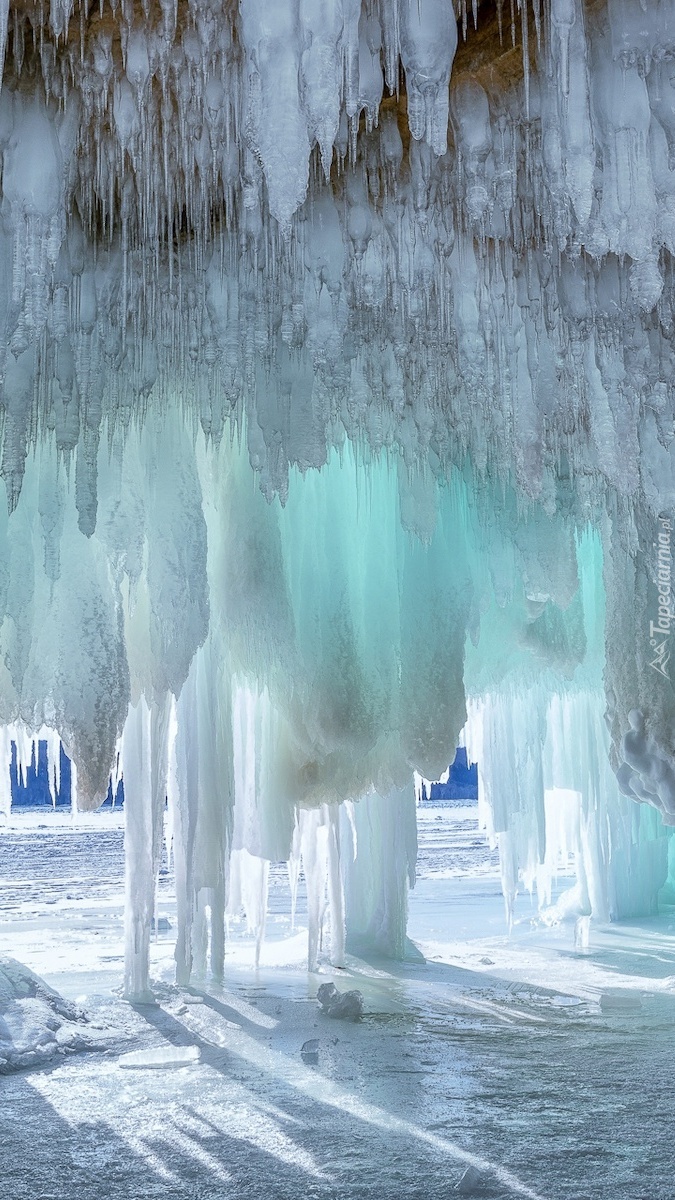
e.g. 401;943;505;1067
1;805;674;1199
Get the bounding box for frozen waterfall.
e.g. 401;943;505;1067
0;0;673;997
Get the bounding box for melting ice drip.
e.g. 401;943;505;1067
0;1;673;991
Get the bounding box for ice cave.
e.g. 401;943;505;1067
2;0;675;1197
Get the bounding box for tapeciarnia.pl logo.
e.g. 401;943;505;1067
649;516;673;679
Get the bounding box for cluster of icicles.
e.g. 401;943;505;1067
1;681;670;1001
0;0;673;989
0;0;674;507
0;436;673;996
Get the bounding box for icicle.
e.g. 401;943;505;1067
342;784;417;960
398;0;457;156
0;727;12;820
299;806;330;973
121;695;170;1002
122;698;154;1001
227;847;269;966
0;0;8;87
70;761;78;818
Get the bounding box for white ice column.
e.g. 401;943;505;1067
173;644;233;986
342;781;417;959
0;726;12;819
122;693;171;1001
225;679;295;967
473;688;671;927
297;803;345;972
172;671;198;988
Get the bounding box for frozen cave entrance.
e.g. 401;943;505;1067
3;0;675;1191
3;731;675;1200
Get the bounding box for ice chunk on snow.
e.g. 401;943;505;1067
118;1045;200;1070
300;1038;320;1063
0;958;91;1073
599;990;643;1014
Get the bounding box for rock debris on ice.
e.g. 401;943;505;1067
317;982;364;1021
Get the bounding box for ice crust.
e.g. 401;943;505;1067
0;2;673;991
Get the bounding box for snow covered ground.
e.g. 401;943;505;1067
1;804;674;1199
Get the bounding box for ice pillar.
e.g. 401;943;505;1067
123;693;171;1001
343;781;418;959
298;803;346;972
173;643;233;986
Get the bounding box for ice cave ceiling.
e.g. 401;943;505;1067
0;0;675;985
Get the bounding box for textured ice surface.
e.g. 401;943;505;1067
3;811;675;1199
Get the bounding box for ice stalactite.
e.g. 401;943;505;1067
121;671;418;991
172;644;232;987
0;0;675;986
122;696;164;1002
343;783;418;960
296;804;345;972
121;693;177;999
467;690;671;929
464;528;674;928
0;726;12;818
0;721;69;814
227;680;293;968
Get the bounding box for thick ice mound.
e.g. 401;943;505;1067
0;957;92;1072
0;2;674;991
